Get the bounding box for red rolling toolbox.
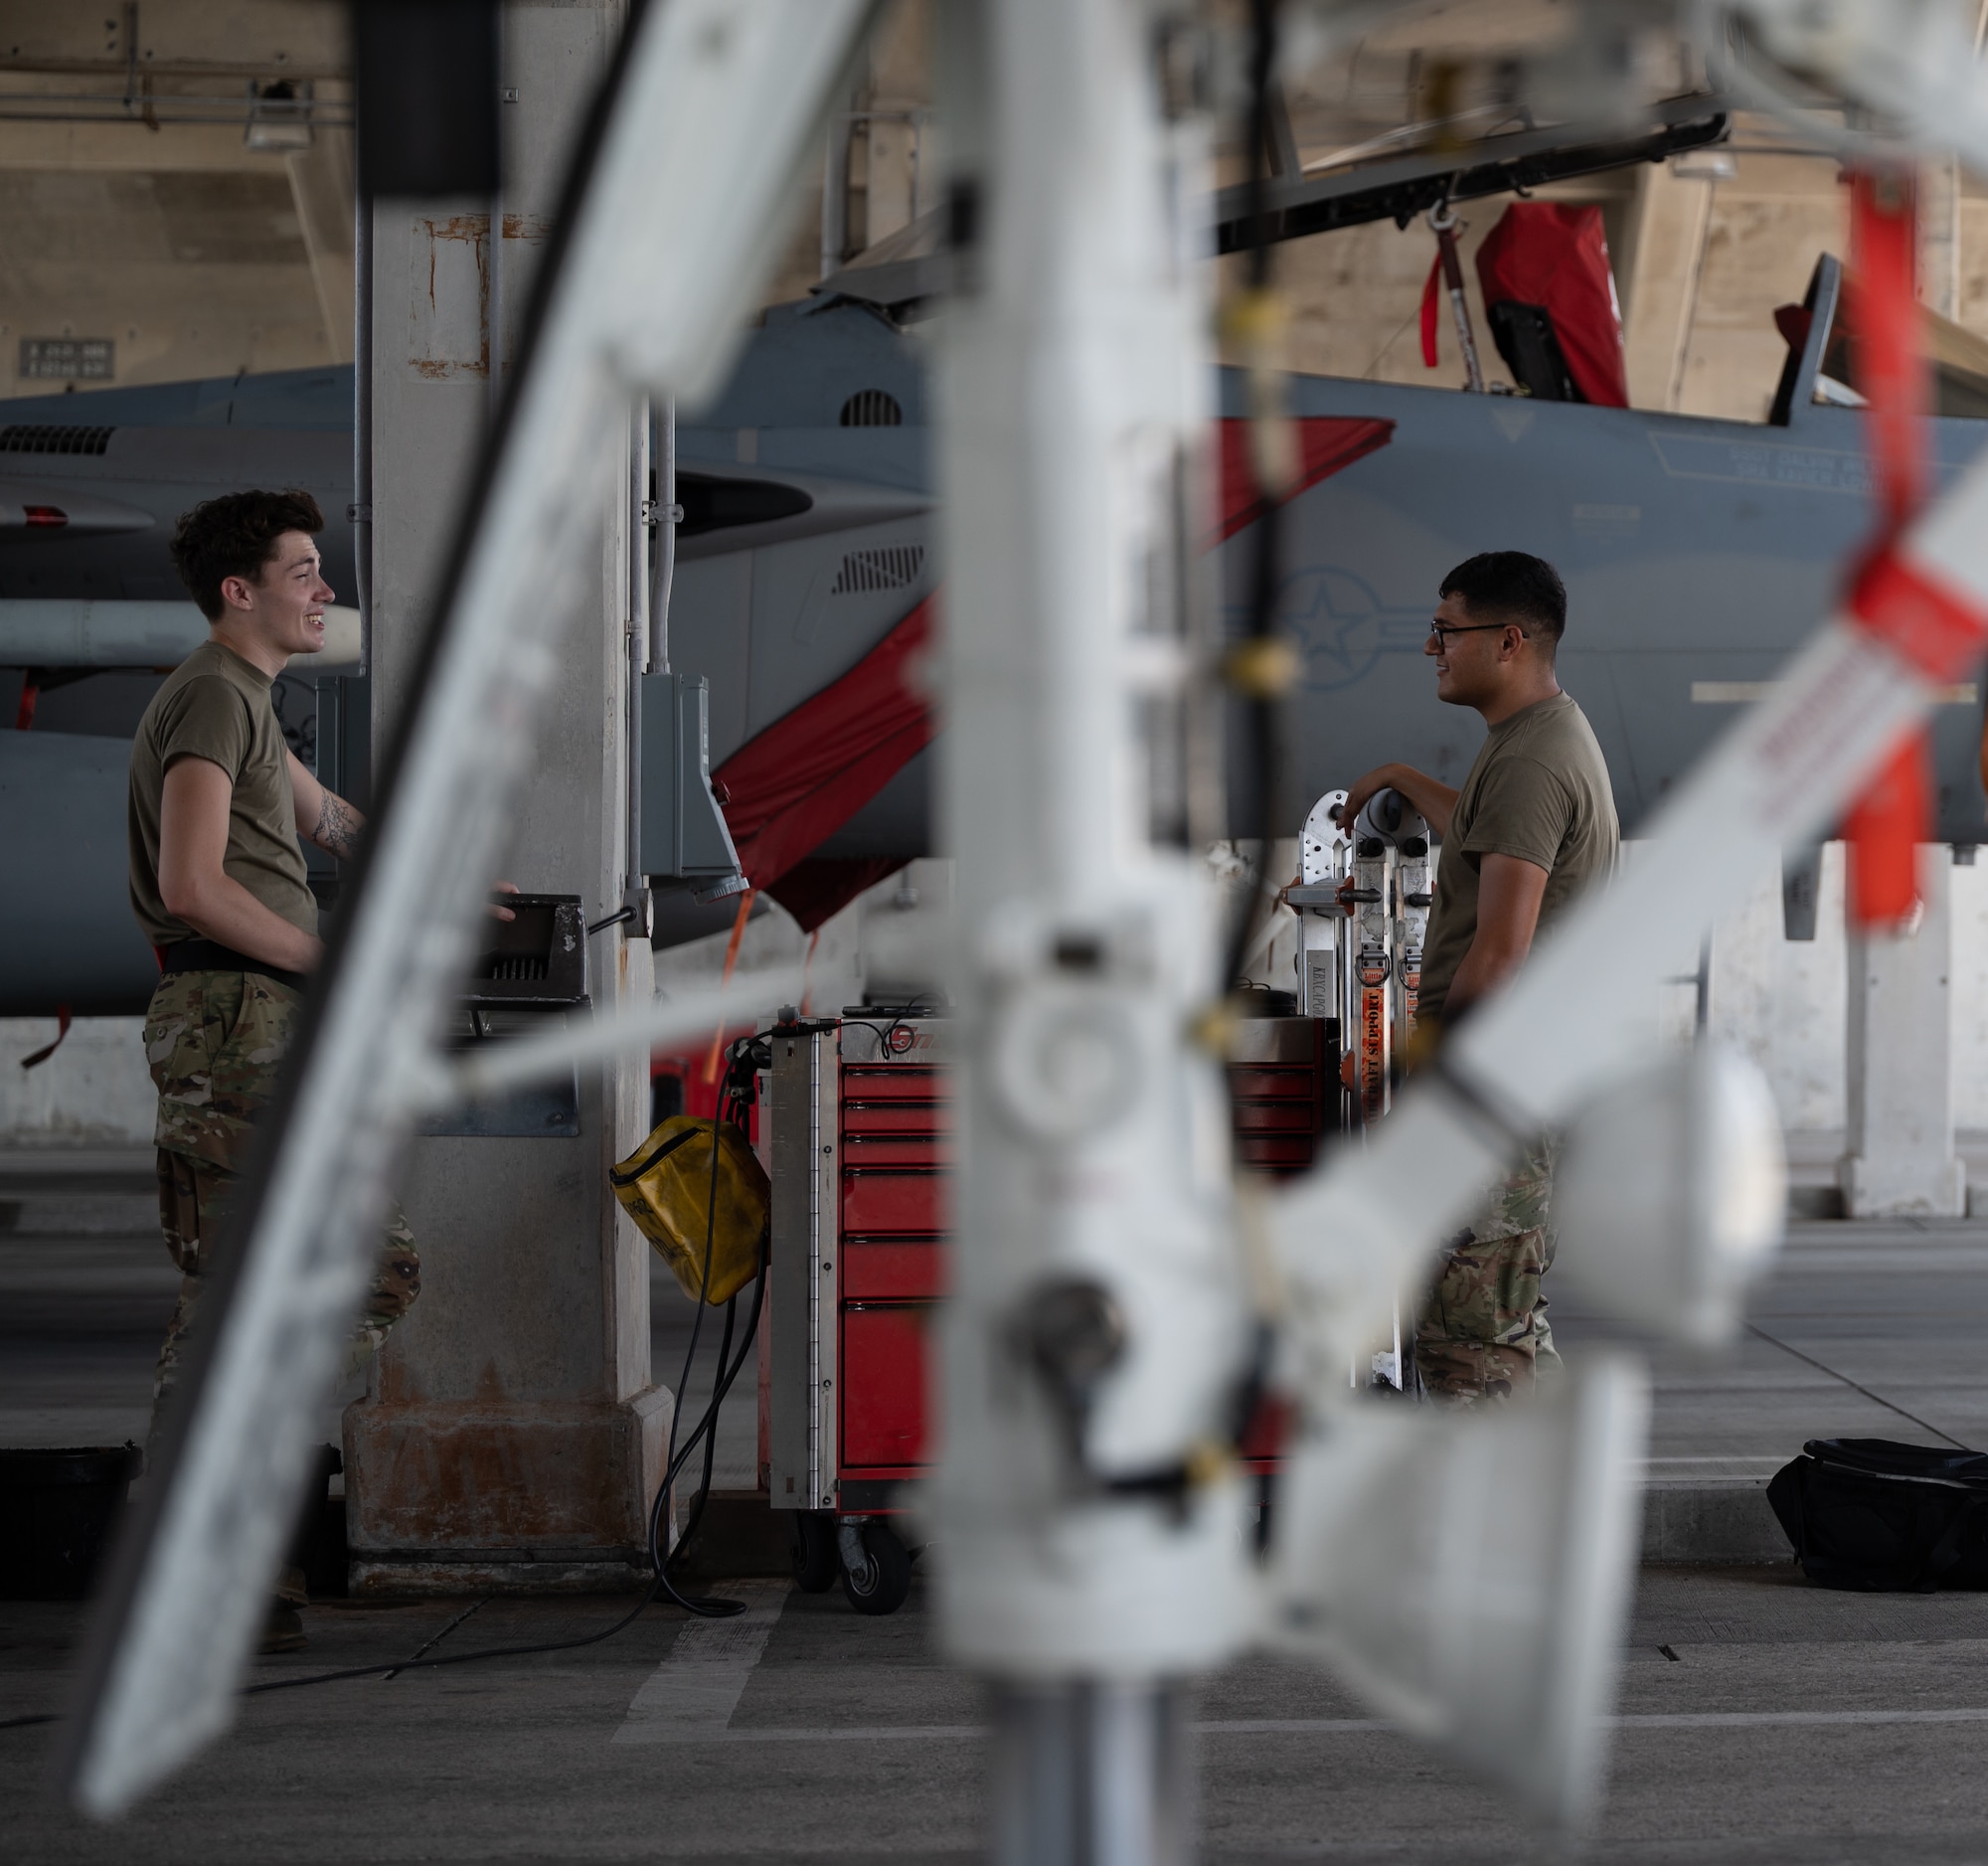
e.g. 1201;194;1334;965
1226;1014;1339;1177
766;1010;1334;1612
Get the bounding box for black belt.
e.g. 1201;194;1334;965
158;938;307;995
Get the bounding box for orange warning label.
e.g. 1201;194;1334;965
1359;983;1388;1121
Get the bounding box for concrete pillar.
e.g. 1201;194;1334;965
1839;845;1967;1218
345;0;668;1592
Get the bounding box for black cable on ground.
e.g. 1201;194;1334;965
0;1042;778;1735
646;1063;747;1619
663;1242;766;1578
648;1046;773;1611
667;1296;737;1568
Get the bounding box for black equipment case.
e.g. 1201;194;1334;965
1768;1438;1988;1593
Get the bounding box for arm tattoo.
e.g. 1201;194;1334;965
313;791;365;860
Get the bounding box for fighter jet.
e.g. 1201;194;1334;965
0;367;356;1014
4;241;1984;1014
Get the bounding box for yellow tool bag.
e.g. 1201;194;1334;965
609;1115;770;1305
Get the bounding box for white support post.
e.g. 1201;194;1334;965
932;0;1248;1850
1839;844;1967;1218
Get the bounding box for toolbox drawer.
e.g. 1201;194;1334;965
841;1131;950;1168
840;1303;931;1470
842;1168;948;1236
1237;1133;1320;1173
1227;1066;1319;1103
842;1102;948;1139
1232;1100;1319;1134
841;1065;943;1101
840;1239;946;1300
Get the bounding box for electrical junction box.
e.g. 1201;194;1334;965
464;894;586;1009
639;671;746;899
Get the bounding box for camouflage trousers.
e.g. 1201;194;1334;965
1414;1135;1562;1406
144;967;421;1429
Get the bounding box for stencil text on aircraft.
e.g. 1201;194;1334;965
1651;433;1874;496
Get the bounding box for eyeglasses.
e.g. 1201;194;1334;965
1426;619;1530;647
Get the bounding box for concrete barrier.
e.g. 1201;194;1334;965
1642;1478;1793;1565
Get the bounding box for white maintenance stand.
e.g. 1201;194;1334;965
1291;786;1353;1117
931;1;1253;1853
1289;785;1430;1394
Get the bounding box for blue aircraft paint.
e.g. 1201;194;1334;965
0;364;354;430
8;279;1988;1013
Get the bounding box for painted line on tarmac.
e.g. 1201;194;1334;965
610;1582;789;1746
659;1725;988;1745
1614;1708;1988;1731
622;1707;1988;1746
1219;1710;1988;1736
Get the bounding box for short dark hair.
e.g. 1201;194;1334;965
1439;551;1567;651
170;489;324;620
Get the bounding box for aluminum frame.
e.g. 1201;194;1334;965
768;1022;842;1514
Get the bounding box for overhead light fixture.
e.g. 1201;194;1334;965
1670;147;1738;181
245;80;312;154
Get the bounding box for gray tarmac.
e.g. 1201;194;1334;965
7;1147;1988;1861
8;1568;1988;1862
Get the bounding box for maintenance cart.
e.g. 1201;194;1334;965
765;1005;1337;1615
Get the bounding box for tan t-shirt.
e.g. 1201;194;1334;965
128;638;317;948
1417;690;1618;1024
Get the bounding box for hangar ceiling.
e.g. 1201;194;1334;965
0;0;1978;426
1220;0;1988;422
0;0;931;401
0;0;350;395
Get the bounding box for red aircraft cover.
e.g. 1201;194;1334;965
1474;203;1629;409
1214;416;1395;543
710;594;937;931
712;416;1395;930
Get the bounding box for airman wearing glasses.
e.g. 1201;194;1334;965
1338;552;1618;1407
